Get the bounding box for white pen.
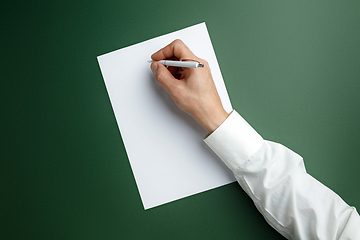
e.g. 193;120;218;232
148;59;204;68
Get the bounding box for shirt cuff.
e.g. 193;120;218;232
203;110;264;171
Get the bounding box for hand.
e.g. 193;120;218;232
150;39;229;134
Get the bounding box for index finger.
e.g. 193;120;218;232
151;39;198;61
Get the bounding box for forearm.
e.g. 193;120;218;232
204;110;356;239
236;141;353;239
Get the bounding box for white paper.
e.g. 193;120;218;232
97;22;235;210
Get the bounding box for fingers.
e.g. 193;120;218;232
151;39;197;61
151;62;179;93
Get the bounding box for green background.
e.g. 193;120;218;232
2;1;360;239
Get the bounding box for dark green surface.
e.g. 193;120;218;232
2;1;360;239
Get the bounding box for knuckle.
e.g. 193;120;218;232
199;58;208;66
155;69;164;83
174;39;183;44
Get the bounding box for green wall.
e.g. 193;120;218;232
2;1;359;239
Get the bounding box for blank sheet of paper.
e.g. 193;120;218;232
97;22;235;210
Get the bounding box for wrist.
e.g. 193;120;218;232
195;108;229;134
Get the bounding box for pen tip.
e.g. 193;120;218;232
147;60;153;63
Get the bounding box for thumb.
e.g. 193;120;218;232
151;62;178;93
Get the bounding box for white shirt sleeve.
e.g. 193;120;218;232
204;110;360;240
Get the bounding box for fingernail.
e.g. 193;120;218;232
151;62;158;74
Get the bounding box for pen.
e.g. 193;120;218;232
148;59;204;68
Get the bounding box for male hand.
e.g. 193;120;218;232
150;39;229;134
